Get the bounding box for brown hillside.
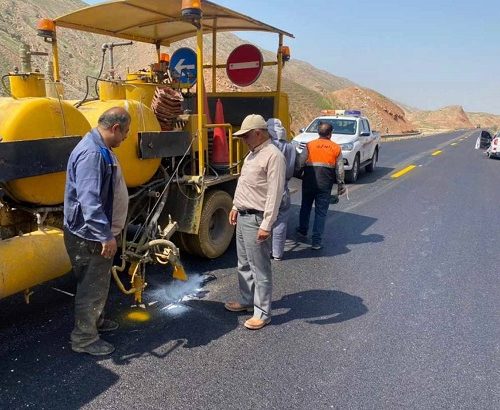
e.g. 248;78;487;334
407;105;473;132
330;87;417;135
0;0;495;135
0;0;353;135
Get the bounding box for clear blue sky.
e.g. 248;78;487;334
85;0;500;114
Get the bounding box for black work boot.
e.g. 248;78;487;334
72;339;115;356
97;319;119;333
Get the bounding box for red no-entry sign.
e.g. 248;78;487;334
226;44;263;87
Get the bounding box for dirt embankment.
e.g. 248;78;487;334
467;112;500;132
406;105;473;132
329;87;417;135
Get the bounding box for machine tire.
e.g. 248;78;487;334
346;154;360;183
185;190;235;258
173;231;194;254
366;147;378;173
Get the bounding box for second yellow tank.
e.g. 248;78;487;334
78;99;162;187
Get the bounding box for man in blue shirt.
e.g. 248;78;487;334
64;107;130;356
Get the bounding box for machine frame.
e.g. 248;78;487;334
0;0;294;302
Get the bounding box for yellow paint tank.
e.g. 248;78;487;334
0;97;91;205
99;81;126;101
45;81;65;99
78;99;161;187
0;228;71;299
125;73;157;107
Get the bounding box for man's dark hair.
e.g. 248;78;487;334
318;122;333;137
98;108;131;131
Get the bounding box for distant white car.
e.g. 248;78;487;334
292;110;381;182
486;133;500;158
475;130;493;150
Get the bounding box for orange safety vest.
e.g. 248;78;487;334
305;138;342;168
303;138;342;191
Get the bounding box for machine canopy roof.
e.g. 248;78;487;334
54;0;294;46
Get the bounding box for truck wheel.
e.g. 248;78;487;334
346;154;360;183
173;231;194;254
366;148;378;173
185;190;235;258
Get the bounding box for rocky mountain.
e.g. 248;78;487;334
0;0;498;135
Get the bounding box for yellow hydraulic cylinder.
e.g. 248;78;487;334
9;73;46;98
0;228;71;299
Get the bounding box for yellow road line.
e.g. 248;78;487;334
432;150;443;156
391;165;416;179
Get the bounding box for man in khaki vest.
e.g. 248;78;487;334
225;114;286;330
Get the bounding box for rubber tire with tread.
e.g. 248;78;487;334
173;231;193;254
346;154;360;183
185;190;235;258
366;148;378;173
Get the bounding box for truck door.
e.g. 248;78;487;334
359;119;369;162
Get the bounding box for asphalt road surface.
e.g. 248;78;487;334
1;130;499;409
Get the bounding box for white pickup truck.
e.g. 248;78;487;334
292;110;381;183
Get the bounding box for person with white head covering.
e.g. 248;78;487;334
267;118;296;260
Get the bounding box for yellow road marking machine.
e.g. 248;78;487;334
0;0;293;303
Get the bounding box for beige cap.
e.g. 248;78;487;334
233;114;267;136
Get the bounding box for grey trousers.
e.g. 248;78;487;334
64;228;113;348
272;188;291;259
236;213;273;320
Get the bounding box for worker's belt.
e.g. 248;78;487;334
238;209;264;216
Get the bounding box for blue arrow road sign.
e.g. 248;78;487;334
170;47;197;86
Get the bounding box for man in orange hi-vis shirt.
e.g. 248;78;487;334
296;122;345;250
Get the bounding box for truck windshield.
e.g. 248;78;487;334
306;119;357;135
